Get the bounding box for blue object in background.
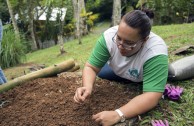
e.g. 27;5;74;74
0;19;7;85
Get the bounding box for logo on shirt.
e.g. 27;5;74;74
128;69;139;79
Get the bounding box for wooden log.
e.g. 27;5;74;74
171;45;194;55
0;59;75;93
67;63;80;72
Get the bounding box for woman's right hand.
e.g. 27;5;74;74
73;87;92;103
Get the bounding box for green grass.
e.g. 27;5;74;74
27;22;194;67
3;22;194;125
26;22;109;68
152;23;194;62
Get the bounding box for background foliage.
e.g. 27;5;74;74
0;27;27;68
1;0;194;124
1;0;194;68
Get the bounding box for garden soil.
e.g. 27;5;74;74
0;72;143;126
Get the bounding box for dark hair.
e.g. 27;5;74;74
122;10;151;39
142;8;154;19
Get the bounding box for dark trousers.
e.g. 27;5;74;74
97;63;129;82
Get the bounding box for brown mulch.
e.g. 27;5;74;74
0;72;141;126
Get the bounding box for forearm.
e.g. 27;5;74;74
82;62;100;91
119;92;162;118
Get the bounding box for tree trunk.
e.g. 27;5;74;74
28;0;38;50
72;0;82;44
6;0;20;40
79;0;88;36
0;59;77;93
57;3;67;55
29;19;38;50
112;0;121;26
58;34;66;54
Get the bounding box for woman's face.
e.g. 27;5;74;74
116;20;144;57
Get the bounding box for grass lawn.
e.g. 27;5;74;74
3;22;194;125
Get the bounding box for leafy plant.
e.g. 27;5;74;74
0;29;27;68
63;20;75;37
81;10;99;31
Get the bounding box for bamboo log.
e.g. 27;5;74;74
0;59;75;93
67;63;80;72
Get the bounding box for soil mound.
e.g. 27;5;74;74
0;73;141;126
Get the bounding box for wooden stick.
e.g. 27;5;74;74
0;59;75;93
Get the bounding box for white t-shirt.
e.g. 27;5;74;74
104;26;168;82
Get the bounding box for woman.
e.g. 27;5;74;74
74;10;168;126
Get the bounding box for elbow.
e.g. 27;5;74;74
84;62;100;74
143;92;163;106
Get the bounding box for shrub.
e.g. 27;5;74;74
81;11;99;31
0;29;27;68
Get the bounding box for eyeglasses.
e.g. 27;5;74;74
112;33;142;50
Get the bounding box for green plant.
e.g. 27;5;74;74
81;10;99;31
0;29;27;68
64;20;75;37
87;13;99;27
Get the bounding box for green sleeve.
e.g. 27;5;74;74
88;34;110;68
143;55;168;92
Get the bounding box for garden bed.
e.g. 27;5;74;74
0;72;144;126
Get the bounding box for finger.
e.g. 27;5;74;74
95;117;102;123
92;115;102;125
74;89;84;103
81;92;88;102
73;95;80;103
77;88;84;98
78;88;89;102
82;90;90;100
92;113;99;120
76;89;83;102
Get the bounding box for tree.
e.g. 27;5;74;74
57;6;66;54
72;0;81;44
144;0;194;24
28;0;38;50
6;0;20;40
72;0;88;44
112;0;121;26
86;0;113;21
13;0;43;50
44;0;67;54
79;0;88;36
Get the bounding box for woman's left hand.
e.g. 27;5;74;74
92;111;120;126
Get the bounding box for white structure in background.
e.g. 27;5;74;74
36;6;67;21
15;6;67;21
14;7;67;49
34;7;67;48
